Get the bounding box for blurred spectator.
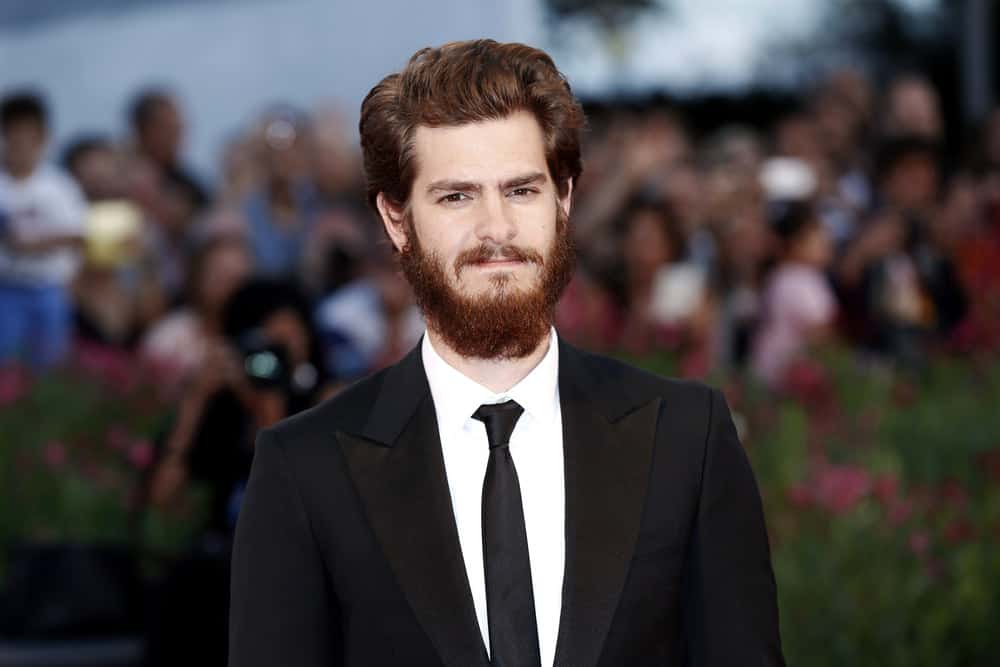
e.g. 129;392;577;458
123;95;206;338
129;87;209;208
144;277;331;666
812;69;876;248
703;139;771;369
148;277;330;518
140;234;253;391
61;135;148;347
315;241;423;381
883;73;943;141
0;90;87;370
751;201;837;387
836;136;967;363
877;135;940;217
309;105;364;209
217;134;261;206
62;134;125;202
617;194;705;352
560;191;713;374
242;107;323;279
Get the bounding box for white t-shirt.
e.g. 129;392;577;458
0;163;87;286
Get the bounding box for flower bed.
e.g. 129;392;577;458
0;343;208;607
2;340;997;658
717;349;1000;667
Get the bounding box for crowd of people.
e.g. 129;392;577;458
3;67;1000;659
560;71;995;381
3;72;994;389
3;68;1000;518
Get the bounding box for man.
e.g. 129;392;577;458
129;88;210;209
0;91;87;370
230;40;784;666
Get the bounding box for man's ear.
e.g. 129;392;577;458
558;178;574;219
376;192;409;252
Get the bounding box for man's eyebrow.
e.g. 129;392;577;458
502;172;547;189
426;180;481;194
425;172;548;195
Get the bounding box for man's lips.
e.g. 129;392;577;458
471;258;524;267
453;245;542;277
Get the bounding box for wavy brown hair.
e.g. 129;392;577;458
359;39;585;210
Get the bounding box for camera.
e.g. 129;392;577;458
236;329;291;391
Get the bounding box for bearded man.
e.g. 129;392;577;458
229;40;784;667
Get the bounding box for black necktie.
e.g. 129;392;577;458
472;400;541;667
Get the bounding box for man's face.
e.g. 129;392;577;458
378;111;575;359
407;111;567;297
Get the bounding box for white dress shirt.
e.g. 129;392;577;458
422;328;565;666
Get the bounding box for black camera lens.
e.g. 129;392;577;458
240;338;291;390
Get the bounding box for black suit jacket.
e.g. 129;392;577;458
229;338;785;666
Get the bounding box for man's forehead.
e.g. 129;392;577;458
410;112;547;182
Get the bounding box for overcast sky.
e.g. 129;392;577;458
551;0;824;94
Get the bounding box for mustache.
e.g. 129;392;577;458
453;243;544;277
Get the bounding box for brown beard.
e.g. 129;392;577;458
399;205;575;359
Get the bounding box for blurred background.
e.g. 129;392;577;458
1;0;998;665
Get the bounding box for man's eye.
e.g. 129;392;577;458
509;187;537;198
440;192;469;203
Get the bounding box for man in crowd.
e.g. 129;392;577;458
129;87;209;209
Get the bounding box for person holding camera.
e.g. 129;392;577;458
145;277;329;666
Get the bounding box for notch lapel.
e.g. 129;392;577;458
553;341;662;667
336;345;489;667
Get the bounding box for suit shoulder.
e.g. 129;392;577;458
573;344;716;405
265;365;392;448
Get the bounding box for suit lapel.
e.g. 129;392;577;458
553;341;662;667
337;344;489;667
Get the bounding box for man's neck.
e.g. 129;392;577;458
426;328;552;394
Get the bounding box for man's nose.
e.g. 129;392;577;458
474;194;517;244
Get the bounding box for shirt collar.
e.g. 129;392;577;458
421;327;560;435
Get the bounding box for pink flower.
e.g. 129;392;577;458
0;365;31;406
873;473;899;506
909;530;931;556
888;498;914;526
127;439;155;471
43;441;68;468
813;464;872;515
73;342;139;395
940;480;969;509
780;358;834;412
786;483;814;509
944;519;974;544
106;425;131;452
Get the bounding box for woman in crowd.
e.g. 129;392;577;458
751;201;837;388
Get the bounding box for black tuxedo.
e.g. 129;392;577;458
229;338;785;666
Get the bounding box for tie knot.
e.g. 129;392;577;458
472;400;524;449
